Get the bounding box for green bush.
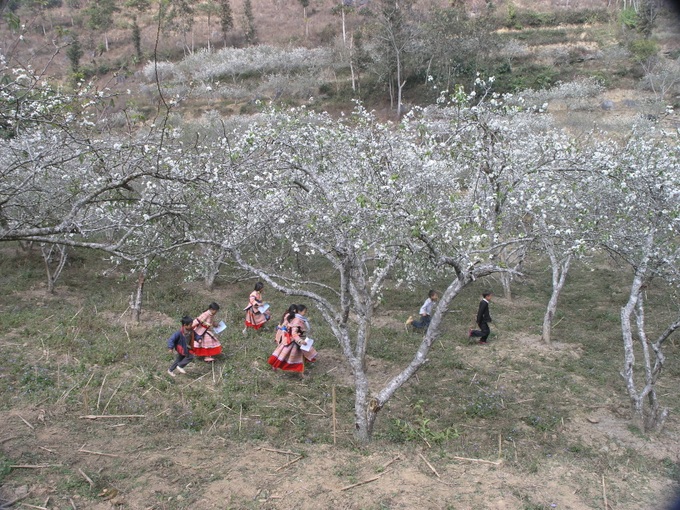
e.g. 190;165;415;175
619;7;637;30
629;38;659;62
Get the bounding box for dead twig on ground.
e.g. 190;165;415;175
0;491;31;509
274;455;303;472
79;415;145;420
18;503;47;510
288;392;327;415
78;448;120;458
340;471;387;491
332;385;337;445
419;453;440;478
258;447;298;455
0;436;18;444
10;465;53;469
382;456;401;469
101;380;123;415
453;456;502;466
17;414;34;430
96;374;107;410
79;468;95;488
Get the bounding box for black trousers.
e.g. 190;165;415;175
412;314;431;330
169;352;194;371
471;322;490;342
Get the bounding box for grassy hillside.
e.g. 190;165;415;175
1;0;679;120
1;244;680;508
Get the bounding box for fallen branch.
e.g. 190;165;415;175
0;436;18;444
10;465;52;469
79;415;145;420
96;374;107;410
382;456;401;469
453;456;502;466
18;503;47;510
17;415;34;430
274;455;303;472
602;474;608;509
101;380;124;415
79;468;95;488
258;447;298;455
0;491;31;509
419;453;440;478
340;472;386;491
78;448;119;458
332;385;337;446
507;398;534;405
289;392;327;415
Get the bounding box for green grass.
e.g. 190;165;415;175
1;246;679;508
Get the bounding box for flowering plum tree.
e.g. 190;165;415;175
0;62;211;309
181;98;532;441
593;129;680;431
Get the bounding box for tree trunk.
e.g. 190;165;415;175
303;6;309;39
352;359;375;442
349;34;356;93
541;253;572;344
41;243;68;294
341;7;346;45
500;272;512;301
130;266;147;323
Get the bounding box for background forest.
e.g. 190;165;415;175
1;0;680;509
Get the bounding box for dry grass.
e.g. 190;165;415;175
1;245;680;509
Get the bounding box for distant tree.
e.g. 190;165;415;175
164;0;196;54
636;0;658;38
199;0;221;51
131;17;142;60
65;35;83;74
372;0;417;116
125;0;150;60
349;30;371;93
85;0;119;51
243;0;256;45
299;0;309;39
217;0;233;47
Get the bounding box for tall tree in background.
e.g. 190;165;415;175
164;0;196;54
65;35;83;76
85;0;119;52
125;0;150;61
198;0;219;51
299;0;309;39
218;0;233;48
373;0;416;116
243;0;256;45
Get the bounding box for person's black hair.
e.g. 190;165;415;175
254;282;264;291
208;302;220;311
428;289;438;299
181;315;193;326
283;304;298;323
297;304;307;313
482;291;493;298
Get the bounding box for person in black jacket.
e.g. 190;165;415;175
468;291;493;344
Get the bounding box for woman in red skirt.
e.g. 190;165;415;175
243;282;271;333
191;302;222;362
268;304;316;378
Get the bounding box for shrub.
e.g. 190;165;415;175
629;38;659;63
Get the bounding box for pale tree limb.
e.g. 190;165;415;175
418;453;440;478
